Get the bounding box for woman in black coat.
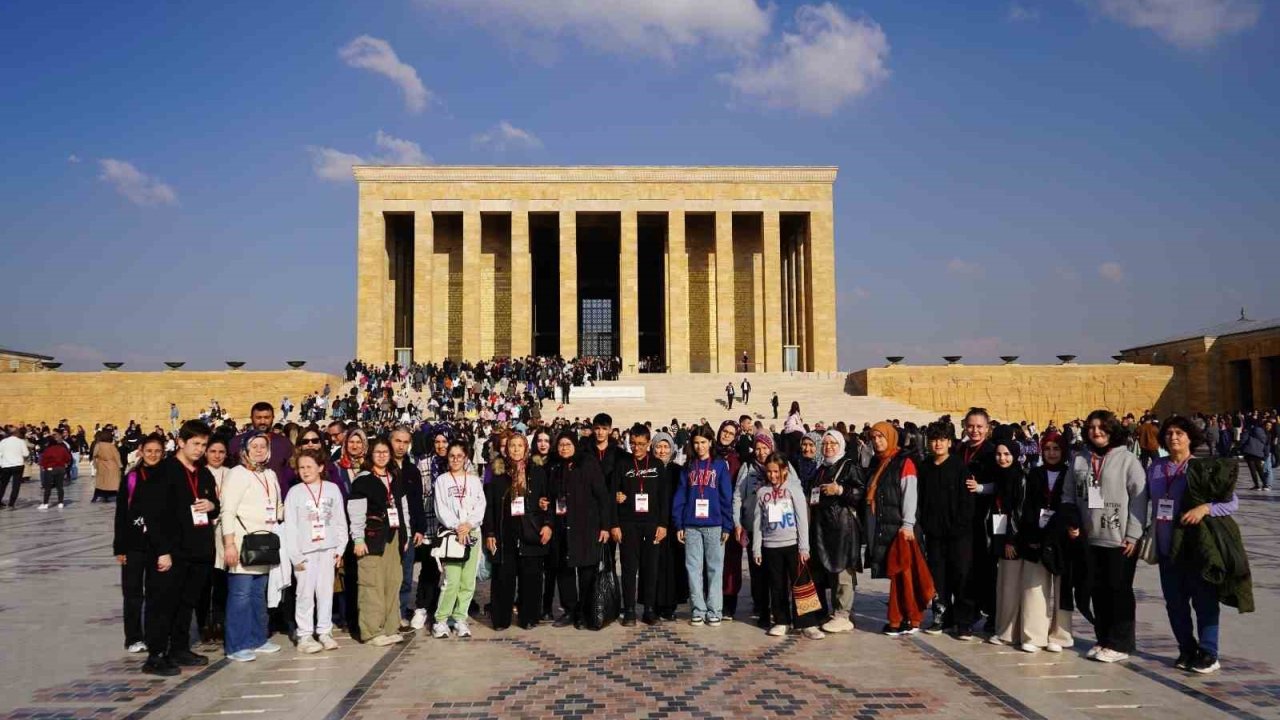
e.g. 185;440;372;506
484;433;552;630
809;429;865;634
651;431;687;620
549;431;611;628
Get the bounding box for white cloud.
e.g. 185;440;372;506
306;131;431;182
1099;261;1125;282
1091;0;1260;47
98;159;177;206
473;121;543;151
1008;2;1041;22
429;0;772;61
66;153;81;164
339;35;432;112
947;258;983;276
722;3;889;116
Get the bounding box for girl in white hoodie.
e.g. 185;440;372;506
283;449;349;653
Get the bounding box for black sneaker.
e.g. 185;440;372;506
898;623;920;636
954;629;976;642
553;614;576;628
882;623;903;636
924;620;945;635
641;608;658;626
1190;650;1220;674
170;649;209;667
620;611;637;627
142;655;180;677
1174;650;1194;670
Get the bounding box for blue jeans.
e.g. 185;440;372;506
684;526;725;621
1158;561;1220;657
225;573;269;654
400;542;414;620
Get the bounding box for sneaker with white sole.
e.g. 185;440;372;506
254;641;282;654
988;635;1006;645
227;650;257;662
821;617;854;634
1020;643;1040;653
126;641;148;654
367;635;393;646
1095;648;1130;663
318;634;339;651
297;637;323;654
1045;643;1063;653
767;624;788;637
1086;644;1102;659
690;617;705;626
38;504;48;510
388;632;404;643
410;608;428;630
455;622;472;638
802;627;826;640
432;622;450;639
57;503;64;509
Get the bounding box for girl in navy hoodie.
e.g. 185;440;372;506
673;427;734;626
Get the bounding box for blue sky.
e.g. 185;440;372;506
1;0;1275;372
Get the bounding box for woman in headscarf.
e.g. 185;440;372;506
220;431;284;661
808;429;864;634
651;431;688;621
864;421;923;636
713;420;746;618
333;427;367;631
1007;431;1073;653
988;438;1028;647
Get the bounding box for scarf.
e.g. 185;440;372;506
866;422;899;513
820;429;846;467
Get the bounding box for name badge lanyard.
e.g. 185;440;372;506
634;455;650;496
1089;452;1107;489
1158;460;1187;522
305;479;324;516
128;467;148;508
184;467;201;503
252;470;275;517
694;459;713;499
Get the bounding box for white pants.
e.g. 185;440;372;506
995;558;1073;647
295;550;337;637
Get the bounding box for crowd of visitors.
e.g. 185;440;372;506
0;371;1270;682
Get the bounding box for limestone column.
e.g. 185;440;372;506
763;210;783;373
809;209;838;372
510;210;532;358
666;209;689;373
796;231;809;372
559;209;578;359
619;209;639;374
714;210;736;373
412;208;434;363
462;210;481;361
355;204;386;362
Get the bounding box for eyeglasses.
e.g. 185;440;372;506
299;437;322;446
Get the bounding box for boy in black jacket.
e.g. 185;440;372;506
137;420;220;676
919;422;977;639
614;424;671;626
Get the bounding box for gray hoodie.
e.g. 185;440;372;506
751;482;810;557
1062;447;1147;548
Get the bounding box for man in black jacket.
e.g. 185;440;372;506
955;408;998;635
390;426;428;630
614;424;670;626
137;420;219;676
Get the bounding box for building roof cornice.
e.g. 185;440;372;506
353;165;838;184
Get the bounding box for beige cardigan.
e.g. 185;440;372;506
220;465;282;575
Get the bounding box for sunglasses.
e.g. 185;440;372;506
299;437;323;445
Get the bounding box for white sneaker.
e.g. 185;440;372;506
802;627;826;640
821;617;854;634
1020;643;1040;654
387;632;404;643
38;504;48;510
366;635;392;647
1086;644;1102;659
767;624;788;637
988;635;1006;646
431;622;450;639
126;641;147;654
410;608;428;630
1095;648;1130;663
56;503;64;509
455;622;472;638
1045;643;1063;653
254;641;282;653
318;634;339;651
297;637;322;654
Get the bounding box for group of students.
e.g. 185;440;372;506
109;402;1251;680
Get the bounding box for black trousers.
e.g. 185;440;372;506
121;550;148;647
620;522;660;609
41;468;66;505
1090;545;1138;653
748;546;770;619
557;564;598;618
341;542;360;636
0;466;22;505
196;568;227;634
414;547;441;617
967;533;997;620
490;554;543;628
542;561;559;616
1245;457;1267;488
924;533;975;629
145;557;211;656
762;545;819;628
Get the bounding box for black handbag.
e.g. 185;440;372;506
237;518;280;567
585;543;621;630
364;515;387;556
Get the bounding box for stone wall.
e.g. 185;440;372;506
0;370;342;430
847;364;1181;427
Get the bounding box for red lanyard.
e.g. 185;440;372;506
693;459;713;498
633;454;650;494
251;471;273;504
304;480;323;508
183;466;200;501
1164;460;1188;500
375;470;393;502
1090;452;1107;484
449;471;466;500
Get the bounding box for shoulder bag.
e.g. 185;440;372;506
431;528;471;562
1136;524;1159;565
237;517;281;567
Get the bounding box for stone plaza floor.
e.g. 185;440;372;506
0;463;1277;720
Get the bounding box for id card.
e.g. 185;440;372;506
1156;498;1175;522
264;504;277;524
768;499;792;524
694;498;710;519
991;513;1009;535
190;506;209;527
511;496;526;516
555;498;568;516
387;506;401;529
634;493;649;513
1087;485;1104;510
310;518;327;542
1038;508;1055;529
809;487;821;506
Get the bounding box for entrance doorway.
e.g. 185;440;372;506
576;213;620;359
530;213;560;357
1230;359;1254;410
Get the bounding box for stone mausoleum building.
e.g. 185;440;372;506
353;166;838;373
